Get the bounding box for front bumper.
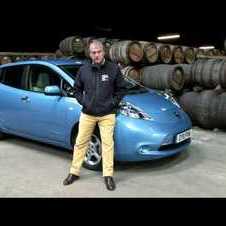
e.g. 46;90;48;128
114;113;192;162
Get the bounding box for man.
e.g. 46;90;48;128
63;39;127;191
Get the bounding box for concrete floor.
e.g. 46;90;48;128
0;127;225;197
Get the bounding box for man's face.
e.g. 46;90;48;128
89;43;105;64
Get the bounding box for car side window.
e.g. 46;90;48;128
28;65;61;93
0;65;25;89
62;79;75;97
0;69;2;82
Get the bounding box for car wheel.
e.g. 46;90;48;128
0;131;6;140
82;134;102;171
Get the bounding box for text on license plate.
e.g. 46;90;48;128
176;130;192;143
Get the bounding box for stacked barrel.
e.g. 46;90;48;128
0;53;56;65
56;35;226;130
140;65;185;91
57;35;225;64
179;89;226;129
177;59;226;130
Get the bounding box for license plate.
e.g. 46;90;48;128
176;130;192;143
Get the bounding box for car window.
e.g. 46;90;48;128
62;79;75;97
59;65;81;79
28;65;61;93
0;65;25;89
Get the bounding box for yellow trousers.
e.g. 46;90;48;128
70;112;116;177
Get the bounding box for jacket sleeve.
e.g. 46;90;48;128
113;67;128;107
73;69;84;105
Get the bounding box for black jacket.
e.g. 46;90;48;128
73;59;128;116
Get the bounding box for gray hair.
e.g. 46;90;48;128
88;39;105;52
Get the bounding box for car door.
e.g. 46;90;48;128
22;64;69;143
0;64;29;134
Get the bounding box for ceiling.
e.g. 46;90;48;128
0;29;225;52
1;2;225;52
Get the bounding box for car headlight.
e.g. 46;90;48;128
118;101;152;120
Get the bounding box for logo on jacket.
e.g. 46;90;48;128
101;74;109;82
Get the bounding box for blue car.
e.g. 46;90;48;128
0;59;192;170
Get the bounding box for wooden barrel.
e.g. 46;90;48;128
29;57;37;60
213;49;221;56
179;90;219;128
109;40;144;65
179;91;200;124
55;49;64;58
220;50;225;56
72;36;85;54
103;39;120;59
196;90;219;129
172;46;184;64
121;66;141;82
59;36;85;56
140;65;185;91
40;56;49;60
82;36;95;46
180;89;226;129
104;40;112;59
192;59;226;88
196;48;205;57
0;56;12;65
82;36;96;58
140;41;159;64
155;43;173;64
178;64;193;87
206;49;214;56
14;56;22;62
59;36;74;55
182;46;196;64
216;92;226;128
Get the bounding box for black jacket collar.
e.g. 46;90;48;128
90;59;107;70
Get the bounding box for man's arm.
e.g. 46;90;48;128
113;67;128;107
73;69;84;105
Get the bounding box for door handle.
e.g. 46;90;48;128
21;96;30;102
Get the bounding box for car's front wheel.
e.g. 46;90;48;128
72;129;102;171
0;131;6;140
83;134;102;171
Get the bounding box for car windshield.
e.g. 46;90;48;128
59;65;81;79
124;77;149;94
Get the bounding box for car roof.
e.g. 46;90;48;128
0;58;87;68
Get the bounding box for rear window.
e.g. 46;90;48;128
1;65;25;89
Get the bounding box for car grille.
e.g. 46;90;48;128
158;139;191;151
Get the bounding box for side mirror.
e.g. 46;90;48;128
44;86;62;96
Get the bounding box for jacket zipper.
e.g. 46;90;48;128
93;71;98;111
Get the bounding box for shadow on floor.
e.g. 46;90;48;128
4;135;203;177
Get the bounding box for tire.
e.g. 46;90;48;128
71;127;102;171
0;131;6;140
82;133;102;171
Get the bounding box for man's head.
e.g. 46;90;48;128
89;40;105;64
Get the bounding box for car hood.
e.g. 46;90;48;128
123;90;178;114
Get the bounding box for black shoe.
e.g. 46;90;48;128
104;177;116;191
63;174;80;186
